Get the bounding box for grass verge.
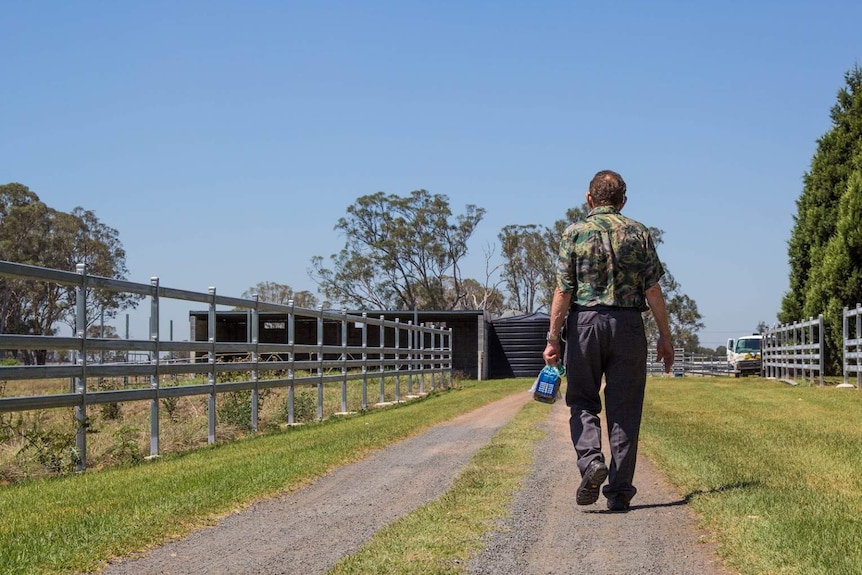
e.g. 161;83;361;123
0;379;528;575
640;377;862;575
328;399;547;574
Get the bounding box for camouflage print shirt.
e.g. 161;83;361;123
556;206;664;312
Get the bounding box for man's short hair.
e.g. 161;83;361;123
589;170;627;207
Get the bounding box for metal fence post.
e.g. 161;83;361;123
149;277;160;458
419;327;426;395
407;320;414;396
74;263;88;472
818;314;825;387
843;307;849;387
124;313;130;387
287;300;295;425
379;316;385;403
208;286;217;444
431;328;438;391
856;306;861;390
341;309;348;413
394;318;401;403
251;294;260;432
316;304;324;421
361;313;368;410
448;327;454;387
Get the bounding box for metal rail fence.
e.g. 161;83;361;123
843;304;862;389
762;315;825;386
0;260;453;471
648;348;733;377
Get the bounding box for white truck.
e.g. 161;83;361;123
726;334;763;377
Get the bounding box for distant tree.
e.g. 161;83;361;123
455;278;505;315
61;207;141;331
756;320;770;333
451;243;505;315
780;66;862;373
499;224;547;313
310;190;485;310
0;184;58;351
240;281;319;309
692;345;719;356
641;267;705;352
85;323;122;363
0;183;137;364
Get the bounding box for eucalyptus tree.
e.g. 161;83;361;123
310;190;485;310
0;183;137;363
498;224;547;313
240;281;319;309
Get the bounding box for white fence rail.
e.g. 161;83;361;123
0;260;454;471
762;315;825;386
844;304;862;389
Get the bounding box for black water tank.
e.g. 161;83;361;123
489;312;554;378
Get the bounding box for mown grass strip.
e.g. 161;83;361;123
328;399;547;575
640;377;862;575
0;379;528;575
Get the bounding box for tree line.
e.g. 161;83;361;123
780;65;862;374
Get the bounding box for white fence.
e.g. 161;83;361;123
0;260;454;471
844;304;862;388
762;315;825;386
648;348;732;377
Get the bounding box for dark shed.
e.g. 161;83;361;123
488;312;552;378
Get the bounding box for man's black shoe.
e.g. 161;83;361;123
576;460;608;505
606;497;630;512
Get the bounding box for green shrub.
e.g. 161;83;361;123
106;425;143;465
277;389;317;423
17;415;80;474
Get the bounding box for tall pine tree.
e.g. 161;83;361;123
781;66;862;373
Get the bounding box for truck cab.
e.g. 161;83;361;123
726;334;763;377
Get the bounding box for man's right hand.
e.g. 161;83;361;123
543;340;561;366
656;334;674;373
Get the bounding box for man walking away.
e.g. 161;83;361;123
543;170;674;512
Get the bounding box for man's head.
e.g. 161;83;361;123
587;170;627;209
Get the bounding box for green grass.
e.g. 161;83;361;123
0;379;528;575
641;377;862;575
328;399;547;574
8;375;861;575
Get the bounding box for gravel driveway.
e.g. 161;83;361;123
469;400;733;575
97;392;734;575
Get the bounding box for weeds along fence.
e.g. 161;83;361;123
762;315;825;386
0;260;454;471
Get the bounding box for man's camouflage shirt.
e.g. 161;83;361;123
555;206;664;312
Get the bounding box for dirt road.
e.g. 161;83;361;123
98;393;734;575
469;400;732;575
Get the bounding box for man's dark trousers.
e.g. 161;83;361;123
564;306;648;505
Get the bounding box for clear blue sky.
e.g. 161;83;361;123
2;1;860;348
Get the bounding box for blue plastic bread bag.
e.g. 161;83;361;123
531;364;565;404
